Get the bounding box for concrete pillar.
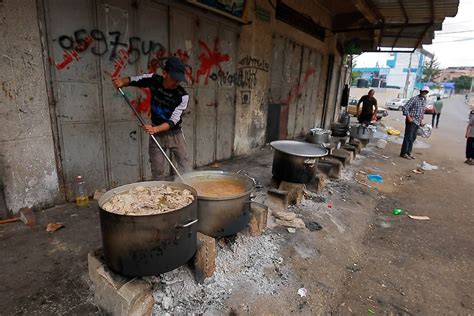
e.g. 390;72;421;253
0;0;60;214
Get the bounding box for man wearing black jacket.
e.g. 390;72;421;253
356;89;378;125
112;57;190;179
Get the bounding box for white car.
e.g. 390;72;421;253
385;98;408;110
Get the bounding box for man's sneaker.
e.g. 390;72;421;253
408;154;416;159
400;154;411;160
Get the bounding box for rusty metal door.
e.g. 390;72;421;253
194;18;237;165
327;55;342;126
137;2;170;179
313;54;328;127
44;0;238;198
46;0;107;197
285;41;302;139
305;50;322;130
170;7;196;170
97;0;143;189
268;34;323;139
194;17;218;166
216;25;237;161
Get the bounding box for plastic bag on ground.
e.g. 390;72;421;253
419;161;439;171
417;124;432;138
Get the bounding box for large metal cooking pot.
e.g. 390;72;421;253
179;171;255;237
306;128;332;144
331;122;349;137
350;124;374;140
98;181;198;277
270;140;328;183
339;112;351;127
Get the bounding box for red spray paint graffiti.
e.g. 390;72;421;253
50;35;94;70
196;38;230;85
147;46;167;74
131;88;152;116
110;48;131;78
281;67;316;105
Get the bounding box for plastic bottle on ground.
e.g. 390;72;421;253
74;175;89;207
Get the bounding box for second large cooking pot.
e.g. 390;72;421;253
179;171;255;237
98;181;198;277
306;128;331;144
350;124;375;140
270;140;328;183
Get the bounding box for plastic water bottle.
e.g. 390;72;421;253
74;175;89;207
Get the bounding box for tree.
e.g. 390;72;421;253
451;75;472;92
350;55;362;84
422;57;441;82
351;70;362;83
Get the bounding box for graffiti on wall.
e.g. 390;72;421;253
51;30;271;112
50;34;94;70
56;29;168;64
280;67;316;105
196;38;230;85
206;55;270;89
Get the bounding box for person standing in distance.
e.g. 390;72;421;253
465;110;474;165
356;89;378;125
400;87;429;160
432;96;443;128
112;57;191;180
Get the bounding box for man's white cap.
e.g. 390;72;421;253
421;86;430;92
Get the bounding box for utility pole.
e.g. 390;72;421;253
403;53;413;98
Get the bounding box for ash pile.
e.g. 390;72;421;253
150;233;288;315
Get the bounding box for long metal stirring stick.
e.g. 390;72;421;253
117;87;186;183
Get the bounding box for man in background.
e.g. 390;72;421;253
356;89;378;125
400;87;429;159
465;110;474;165
432;96;443;128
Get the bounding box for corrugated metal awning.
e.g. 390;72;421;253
329;0;460;52
373;0;459;49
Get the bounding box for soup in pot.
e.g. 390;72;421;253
191;179;246;197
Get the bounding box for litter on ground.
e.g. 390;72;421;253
419;161;439;171
297;287;308;297
367;174;384;183
408;215;430;221
46;222;65;232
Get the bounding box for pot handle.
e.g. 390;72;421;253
304;158;317;167
237;169;263;189
176;219;198;228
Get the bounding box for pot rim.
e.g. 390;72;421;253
308;128;332;135
98;181;198;217
270;140;328;158
178;170;255;201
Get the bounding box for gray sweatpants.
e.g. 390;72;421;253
149;128;190;180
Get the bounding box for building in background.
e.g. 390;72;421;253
439;66;474;82
352;49;434;98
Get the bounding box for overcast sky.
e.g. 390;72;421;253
354;0;474;69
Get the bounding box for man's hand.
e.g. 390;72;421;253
143;124;159;135
407;115;414;123
112;77;128;89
